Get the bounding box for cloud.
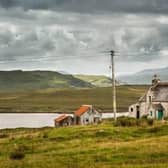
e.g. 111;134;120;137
0;0;168;14
0;8;168;61
0;1;168;74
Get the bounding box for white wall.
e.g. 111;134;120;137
80;109;94;125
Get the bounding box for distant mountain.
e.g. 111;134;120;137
118;67;168;84
0;70;92;91
75;74;118;87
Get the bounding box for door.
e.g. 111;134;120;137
136;111;140;119
76;117;81;125
158;110;163;120
136;106;140;119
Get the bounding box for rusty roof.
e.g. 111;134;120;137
74;105;91;117
55;115;69;123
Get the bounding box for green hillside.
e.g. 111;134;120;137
0;71;92;91
0;122;168;168
0;85;148;112
75;74;114;87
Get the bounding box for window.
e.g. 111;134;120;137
131;108;134;112
149;96;152;103
136;106;140;112
150;111;153;116
89;110;92;115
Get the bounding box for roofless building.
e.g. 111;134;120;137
129;75;168;120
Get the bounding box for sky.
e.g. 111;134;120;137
0;0;168;76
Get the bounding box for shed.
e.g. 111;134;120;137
74;105;102;125
54;115;73;127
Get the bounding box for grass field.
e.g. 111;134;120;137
0;121;168;168
0;85;148;113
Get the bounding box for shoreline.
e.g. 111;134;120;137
0;112;129;129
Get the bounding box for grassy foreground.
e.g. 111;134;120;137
0;85;147;112
0;121;168;168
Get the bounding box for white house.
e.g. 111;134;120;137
74;105;102;125
129;75;168;120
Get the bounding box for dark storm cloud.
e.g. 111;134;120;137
0;0;168;73
0;0;168;14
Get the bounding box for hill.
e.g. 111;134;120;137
0;70;92;91
0;122;168;168
75;74;115;87
118;67;168;84
0;85;148;112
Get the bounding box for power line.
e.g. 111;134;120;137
0;47;167;65
0;54;109;64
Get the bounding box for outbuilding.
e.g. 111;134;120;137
74;105;102;125
54;115;73;127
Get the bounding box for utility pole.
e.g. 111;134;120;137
110;50;117;121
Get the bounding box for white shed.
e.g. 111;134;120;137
74;105;102;125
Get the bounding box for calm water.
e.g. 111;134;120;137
0;112;128;129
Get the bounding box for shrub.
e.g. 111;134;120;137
9;145;26;160
114;117;154;127
0;133;8;139
95;130;110;137
141;115;148;119
149;126;161;133
164;116;168;121
147;118;154;126
136;119;148;127
114;117;137;127
42;131;49;139
10;150;25;160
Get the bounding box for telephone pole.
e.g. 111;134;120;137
110;50;117;121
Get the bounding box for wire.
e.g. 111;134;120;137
0;48;166;64
0;54;110;64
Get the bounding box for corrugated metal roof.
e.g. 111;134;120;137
74;105;91;117
55;115;69;123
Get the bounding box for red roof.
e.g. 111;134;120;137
55;115;69;123
74;105;91;116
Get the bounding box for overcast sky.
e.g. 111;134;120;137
0;0;168;76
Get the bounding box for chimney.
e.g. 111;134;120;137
152;74;160;85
